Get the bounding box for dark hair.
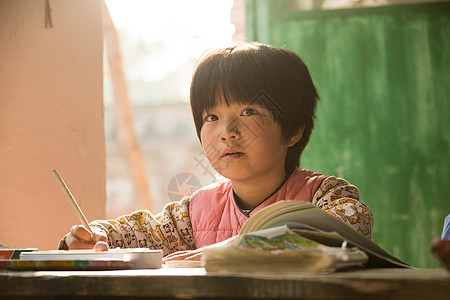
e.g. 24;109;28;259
190;42;319;175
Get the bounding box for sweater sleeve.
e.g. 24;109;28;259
58;196;196;256
312;176;373;239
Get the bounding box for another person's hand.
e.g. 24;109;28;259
65;225;109;251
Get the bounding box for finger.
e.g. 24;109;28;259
92;229;108;243
70;225;93;241
163;250;203;262
166;252;202;262
94;241;109;252
184;252;202;261
66;234;95;250
163;253;201;262
163;250;191;260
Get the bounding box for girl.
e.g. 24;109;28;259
59;42;373;262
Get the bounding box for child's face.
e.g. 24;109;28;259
200;98;290;184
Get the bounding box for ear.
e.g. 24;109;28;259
287;126;304;147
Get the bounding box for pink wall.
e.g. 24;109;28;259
0;0;105;250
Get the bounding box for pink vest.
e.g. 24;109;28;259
189;168;328;248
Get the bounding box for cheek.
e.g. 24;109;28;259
199;127;209;144
246;119;285;145
258;130;289;157
200;126;217;150
200;127;223;170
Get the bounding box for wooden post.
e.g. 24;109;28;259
101;1;152;211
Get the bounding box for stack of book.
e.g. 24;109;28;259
0;247;163;270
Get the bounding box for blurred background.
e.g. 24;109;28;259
102;0;448;268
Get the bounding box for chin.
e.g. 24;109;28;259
212;161;258;182
217;169;253;182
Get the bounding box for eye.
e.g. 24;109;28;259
241;107;257;116
204;114;218;122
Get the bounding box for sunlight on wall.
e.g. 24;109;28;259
104;0;234;106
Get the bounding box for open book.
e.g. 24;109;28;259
0;248;163;270
202;201;409;274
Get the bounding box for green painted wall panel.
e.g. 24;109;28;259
246;1;450;268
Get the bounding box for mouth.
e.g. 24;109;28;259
221;149;244;160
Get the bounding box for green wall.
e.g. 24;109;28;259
246;1;449;268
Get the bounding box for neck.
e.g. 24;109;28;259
231;169;288;210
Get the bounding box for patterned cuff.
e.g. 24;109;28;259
57;234;69;250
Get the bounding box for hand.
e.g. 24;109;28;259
162;248;203;263
162;236;238;263
65;225;109;251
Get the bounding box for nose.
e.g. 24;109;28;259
220;119;241;142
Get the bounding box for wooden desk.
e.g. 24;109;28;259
0;267;448;299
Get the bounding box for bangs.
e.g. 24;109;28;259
190;47;271;140
193;56;263;114
199;82;260;113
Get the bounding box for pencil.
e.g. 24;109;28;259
52;170;94;235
